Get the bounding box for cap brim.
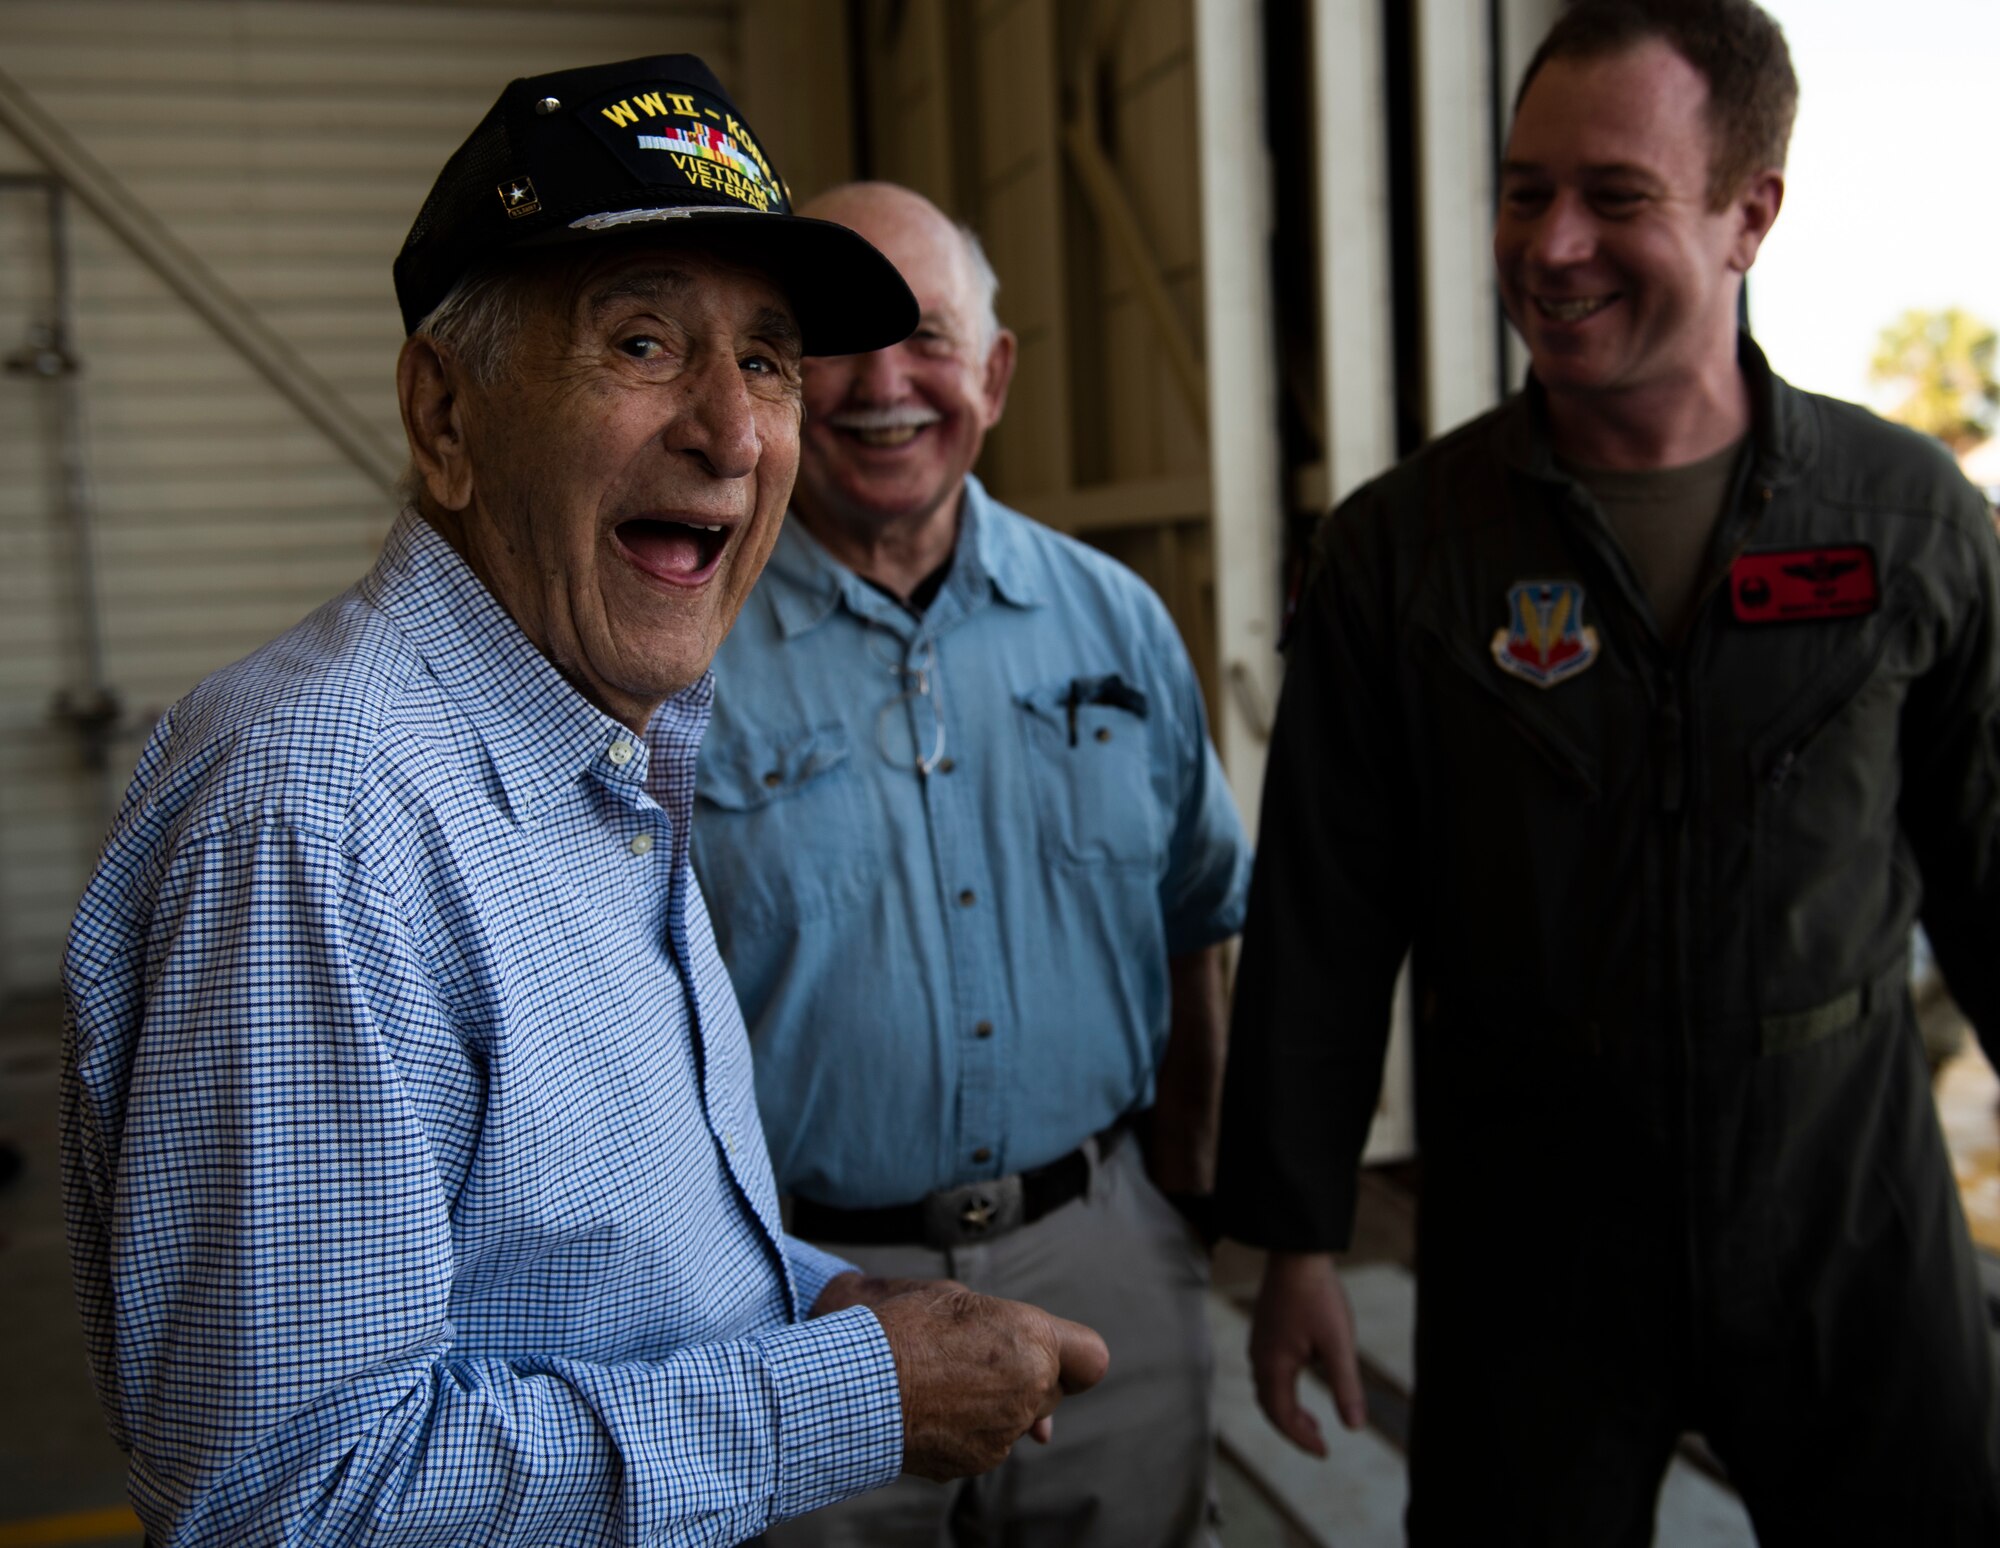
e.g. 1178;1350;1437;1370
522;206;916;356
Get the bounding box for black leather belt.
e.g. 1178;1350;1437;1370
792;1128;1122;1250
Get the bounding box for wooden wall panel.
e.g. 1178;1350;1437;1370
854;0;956;205
735;0;854;201
1309;0;1397;510
849;0;1213;622
1192;0;1283;828
1085;2;1204;491
970;0;1068;500
1415;0;1503;436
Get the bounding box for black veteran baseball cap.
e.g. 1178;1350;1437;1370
393;54;916;355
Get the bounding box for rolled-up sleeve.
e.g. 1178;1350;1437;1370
1146;598;1253;955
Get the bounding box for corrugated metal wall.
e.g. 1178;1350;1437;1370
0;0;740;995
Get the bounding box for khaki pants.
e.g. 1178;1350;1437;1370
766;1139;1216;1548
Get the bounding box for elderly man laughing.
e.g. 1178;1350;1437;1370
61;55;1105;1548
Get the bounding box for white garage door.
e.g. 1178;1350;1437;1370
0;0;741;996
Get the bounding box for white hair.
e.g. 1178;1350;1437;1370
954;219;1002;347
396;264;536;505
410;263;533;387
771;181;1006;350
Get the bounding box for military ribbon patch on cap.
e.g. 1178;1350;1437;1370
1491;580;1600;688
581;83;786;214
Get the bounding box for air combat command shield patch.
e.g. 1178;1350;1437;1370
1491;580;1600;689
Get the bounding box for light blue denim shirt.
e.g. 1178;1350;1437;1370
693;477;1252;1209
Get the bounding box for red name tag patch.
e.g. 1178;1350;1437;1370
1730;545;1879;624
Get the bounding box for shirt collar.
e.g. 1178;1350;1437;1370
763;473;1043;641
1501;333;1815;492
960;474;1043;609
361;511;713;822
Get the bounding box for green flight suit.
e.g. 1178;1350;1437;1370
1220;339;2000;1546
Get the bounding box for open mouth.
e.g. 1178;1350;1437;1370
1535;294;1616;324
614;517;732;587
826;407;942;450
845;425;928;448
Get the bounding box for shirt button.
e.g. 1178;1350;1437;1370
1095;727;1112;743
762;770;783;788
974;1020;994;1039
958;888;976;907
608;739;635;766
972;1147;992;1164
937;757;956;774
629;832;654;856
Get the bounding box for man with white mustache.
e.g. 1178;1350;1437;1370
691;181;1252;1546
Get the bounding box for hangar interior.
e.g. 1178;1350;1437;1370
0;2;1991;1544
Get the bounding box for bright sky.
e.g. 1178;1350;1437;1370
1750;0;2000;410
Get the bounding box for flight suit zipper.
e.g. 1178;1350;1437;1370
1654;689;1685;816
1664;478;1771;1365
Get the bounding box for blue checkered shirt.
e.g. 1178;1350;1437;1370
61;512;902;1546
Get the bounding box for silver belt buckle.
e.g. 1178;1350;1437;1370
922;1174;1025;1248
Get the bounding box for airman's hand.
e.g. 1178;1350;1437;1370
1250;1250;1367;1455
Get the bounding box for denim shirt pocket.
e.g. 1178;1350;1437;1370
695;722;871;927
1014;677;1165;868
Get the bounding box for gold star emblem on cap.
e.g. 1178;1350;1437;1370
497;176;541;218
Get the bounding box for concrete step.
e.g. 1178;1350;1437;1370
1207;1268;1759;1548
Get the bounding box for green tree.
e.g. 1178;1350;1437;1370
1869;307;2000;455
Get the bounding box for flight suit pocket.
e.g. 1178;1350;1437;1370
1411;625;1612;985
1015;676;1164;867
1749;585;1917;795
695;723;870;927
1420;626;1603;803
1747;586;1921;1000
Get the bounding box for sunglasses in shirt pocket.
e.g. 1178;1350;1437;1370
1014;673;1164;869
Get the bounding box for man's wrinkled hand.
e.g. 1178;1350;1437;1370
810;1271;953;1317
870;1283;1110;1480
1250;1250;1367;1456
